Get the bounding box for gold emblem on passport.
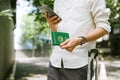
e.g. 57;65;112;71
51;32;69;45
58;36;64;42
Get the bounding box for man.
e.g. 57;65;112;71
44;0;111;80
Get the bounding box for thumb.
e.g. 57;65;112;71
60;39;69;48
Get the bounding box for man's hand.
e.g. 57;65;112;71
60;38;82;52
44;12;61;31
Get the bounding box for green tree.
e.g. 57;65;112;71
106;0;120;32
0;9;13;20
21;14;50;57
20;0;54;57
27;0;54;23
106;0;120;57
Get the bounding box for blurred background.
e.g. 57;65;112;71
0;0;120;80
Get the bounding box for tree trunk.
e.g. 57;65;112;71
32;38;35;58
0;0;15;79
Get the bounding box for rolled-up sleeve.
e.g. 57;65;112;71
90;0;111;33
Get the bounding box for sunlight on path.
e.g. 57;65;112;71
22;74;47;80
14;55;120;80
98;61;108;80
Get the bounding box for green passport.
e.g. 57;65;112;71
51;32;69;45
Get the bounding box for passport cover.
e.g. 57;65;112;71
51;32;69;45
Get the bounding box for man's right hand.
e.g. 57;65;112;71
44;12;61;31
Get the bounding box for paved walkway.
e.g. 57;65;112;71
105;60;120;80
14;57;120;80
15;57;49;80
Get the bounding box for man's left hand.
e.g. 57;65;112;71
60;38;82;52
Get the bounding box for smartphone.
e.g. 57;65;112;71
39;5;62;20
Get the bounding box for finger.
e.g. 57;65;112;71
44;12;51;21
44;12;48;18
50;18;61;25
46;16;57;24
60;39;69;46
64;41;72;48
49;16;58;22
60;41;72;49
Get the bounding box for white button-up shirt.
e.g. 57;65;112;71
50;0;111;68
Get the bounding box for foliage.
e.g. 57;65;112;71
21;14;49;47
0;9;13;20
0;0;13;20
27;0;54;23
20;0;54;49
106;0;120;28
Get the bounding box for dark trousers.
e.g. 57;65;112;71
47;63;88;80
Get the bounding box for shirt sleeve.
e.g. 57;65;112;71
90;0;111;33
